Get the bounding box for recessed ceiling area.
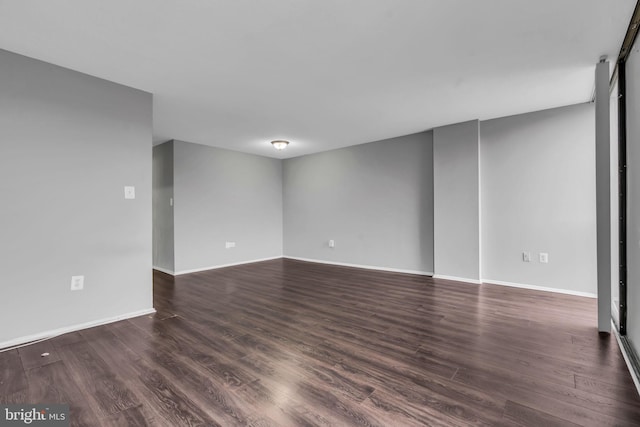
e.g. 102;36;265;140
0;0;635;158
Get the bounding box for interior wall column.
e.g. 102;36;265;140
596;59;612;333
433;120;481;283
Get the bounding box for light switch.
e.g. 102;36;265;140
124;186;135;199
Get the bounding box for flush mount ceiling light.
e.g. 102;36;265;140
271;140;289;150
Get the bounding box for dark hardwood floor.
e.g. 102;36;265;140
2;258;639;426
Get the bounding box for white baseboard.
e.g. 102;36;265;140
0;308;156;350
284;256;433;276
481;278;597;298
612;321;640;397
433;274;482;284
175;256;283;275
162;257;596;301
152;266;175;275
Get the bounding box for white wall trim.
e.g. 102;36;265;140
433;274;482;284
0;308;156;350
284;256;433;276
612;321;640;397
152;266;175;275
165;258;597;301
175;256;283;275
481;278;597;298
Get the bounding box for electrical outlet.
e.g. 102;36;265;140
225;241;236;249
539;252;549;263
124;186;135;199
70;275;84;291
522;252;531;262
329;239;335;248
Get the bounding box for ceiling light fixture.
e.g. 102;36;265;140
271;140;289;150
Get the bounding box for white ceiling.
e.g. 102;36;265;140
0;1;635;158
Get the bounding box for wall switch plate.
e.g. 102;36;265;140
70;275;84;291
329;239;335;248
225;241;236;249
539;252;549;263
124;186;135;199
169;197;173;206
522;252;531;262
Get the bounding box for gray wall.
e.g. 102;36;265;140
626;40;640;354
152;141;174;272
433;120;481;281
0;50;153;345
480;104;597;294
173;140;283;273
283;132;434;273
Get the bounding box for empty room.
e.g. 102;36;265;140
3;1;640;426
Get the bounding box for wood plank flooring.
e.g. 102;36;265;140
1;258;639;426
